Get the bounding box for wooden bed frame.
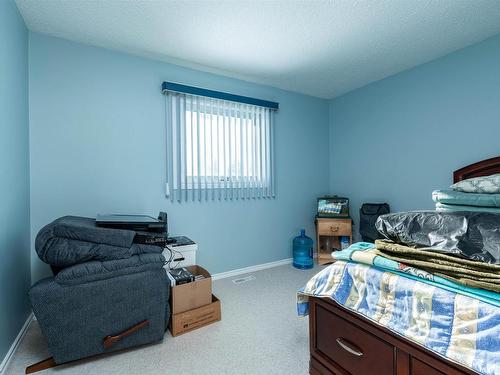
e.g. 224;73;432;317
309;156;500;375
453;156;500;183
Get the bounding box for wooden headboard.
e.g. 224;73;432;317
453;156;500;183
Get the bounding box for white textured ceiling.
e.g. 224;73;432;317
15;0;500;99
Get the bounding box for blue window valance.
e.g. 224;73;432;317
161;81;279;110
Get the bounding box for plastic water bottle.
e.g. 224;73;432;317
293;229;313;269
340;236;350;250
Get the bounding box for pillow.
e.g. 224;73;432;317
451;173;500;194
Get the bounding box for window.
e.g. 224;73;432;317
164;89;276;202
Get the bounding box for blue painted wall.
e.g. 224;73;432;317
329;34;500;239
0;0;31;363
29;33;330;281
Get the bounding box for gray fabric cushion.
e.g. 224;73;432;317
36;216;163;267
55;253;166;285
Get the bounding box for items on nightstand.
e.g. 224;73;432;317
316;196;349;218
340;235;350;250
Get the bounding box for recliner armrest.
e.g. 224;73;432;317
55;253;165;285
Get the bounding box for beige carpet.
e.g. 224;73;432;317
5;264;321;375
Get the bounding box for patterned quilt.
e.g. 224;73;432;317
297;261;500;375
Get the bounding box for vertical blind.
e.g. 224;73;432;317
164;91;276;202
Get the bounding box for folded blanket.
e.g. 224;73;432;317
432;189;500;208
375;240;500;293
435;202;500;213
376;211;500;264
331;242;500;306
36;216;163;267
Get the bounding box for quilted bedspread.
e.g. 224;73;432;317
298;261;500;375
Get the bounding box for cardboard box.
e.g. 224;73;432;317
170;265;212;314
170;295;221;336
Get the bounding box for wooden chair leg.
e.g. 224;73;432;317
24;320;150;373
25;357;56;374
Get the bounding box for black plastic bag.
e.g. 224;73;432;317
359;203;390;242
376;211;500;264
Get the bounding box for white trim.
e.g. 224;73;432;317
212;258;292;281
0;313;33;375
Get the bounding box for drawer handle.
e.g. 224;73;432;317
330;226;339;232
336;338;363;357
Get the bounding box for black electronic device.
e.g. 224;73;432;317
134;231;169;247
167;267;195;286
96;213;167;232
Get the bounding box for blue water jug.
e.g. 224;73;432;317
293;229;313;269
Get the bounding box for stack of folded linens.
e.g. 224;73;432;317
375;210;500;292
432;173;500;213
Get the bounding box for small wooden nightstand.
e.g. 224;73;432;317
315;217;352;265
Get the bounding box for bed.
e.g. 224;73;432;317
304;157;500;375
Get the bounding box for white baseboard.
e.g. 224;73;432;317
212;258;293;281
0;313;33;375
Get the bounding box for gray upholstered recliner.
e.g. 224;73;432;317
27;217;169;373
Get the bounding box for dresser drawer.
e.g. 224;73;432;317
317;220;351;236
411;358;447;375
315;304;394;375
